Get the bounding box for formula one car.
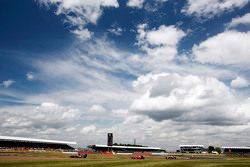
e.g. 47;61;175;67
166;156;177;160
70;154;87;158
131;155;145;159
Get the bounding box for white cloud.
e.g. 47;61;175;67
29;39;142;95
2;80;15;88
138;24;185;47
183;0;250;17
80;125;97;135
143;0;168;12
133;73;168;88
26;72;35;81
38;0;119;40
0;102;79;132
231;76;250;88
34;102;80;124
127;0;167;9
228;13;250;28
21;35;238;115
71;28;93;41
127;0;145;8
112;109;129;117
131;73;249;125
108;27;123;36
193;31;250;66
136;24;185;68
89;104;106;113
4;24;250;147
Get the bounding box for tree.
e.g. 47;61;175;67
208;146;215;153
215;147;222;154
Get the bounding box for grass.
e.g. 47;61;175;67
1;159;250;167
0;152;250;167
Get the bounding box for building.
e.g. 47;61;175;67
89;144;166;153
222;147;250;154
89;133;166;154
0;136;77;150
179;145;205;153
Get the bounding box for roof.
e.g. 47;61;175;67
179;145;204;147
93;144;164;150
222;146;250;149
0;136;77;145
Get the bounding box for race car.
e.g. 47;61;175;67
166;156;177;160
70;154;87;158
131;155;145;159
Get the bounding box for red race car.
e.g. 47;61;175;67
131;155;145;159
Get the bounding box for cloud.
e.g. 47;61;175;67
136;24;185;68
2;80;15;88
4;22;248;147
31;38;141;89
19;38;141;119
137;24;185;47
89;104;106;113
100;111;250;148
231;76;250;88
80;125;97;135
0;102;80;135
107;27;123;36
127;0;145;8
26;72;35;81
228;13;250;28
193;31;250;66
133;73;168;88
131;73;250;125
1;1;250;148
36;102;80;123
143;0;168;12
112;109;129;117
38;0;119;40
126;0;167;9
183;0;250;18
72;28;93;40
22;36;238;113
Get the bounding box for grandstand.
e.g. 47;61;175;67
88;144;166;153
88;133;166;154
0;136;77;150
222;147;250;154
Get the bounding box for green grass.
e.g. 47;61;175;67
1;159;250;167
0;152;250;167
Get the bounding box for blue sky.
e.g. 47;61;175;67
1;0;250;149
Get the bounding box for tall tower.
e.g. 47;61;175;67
107;133;113;146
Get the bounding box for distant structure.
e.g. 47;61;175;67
107;133;113;146
222;146;250;154
0;136;76;150
89;144;166;154
89;133;166;154
179;145;205;153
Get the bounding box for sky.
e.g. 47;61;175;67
1;0;250;150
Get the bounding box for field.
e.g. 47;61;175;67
0;152;250;167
